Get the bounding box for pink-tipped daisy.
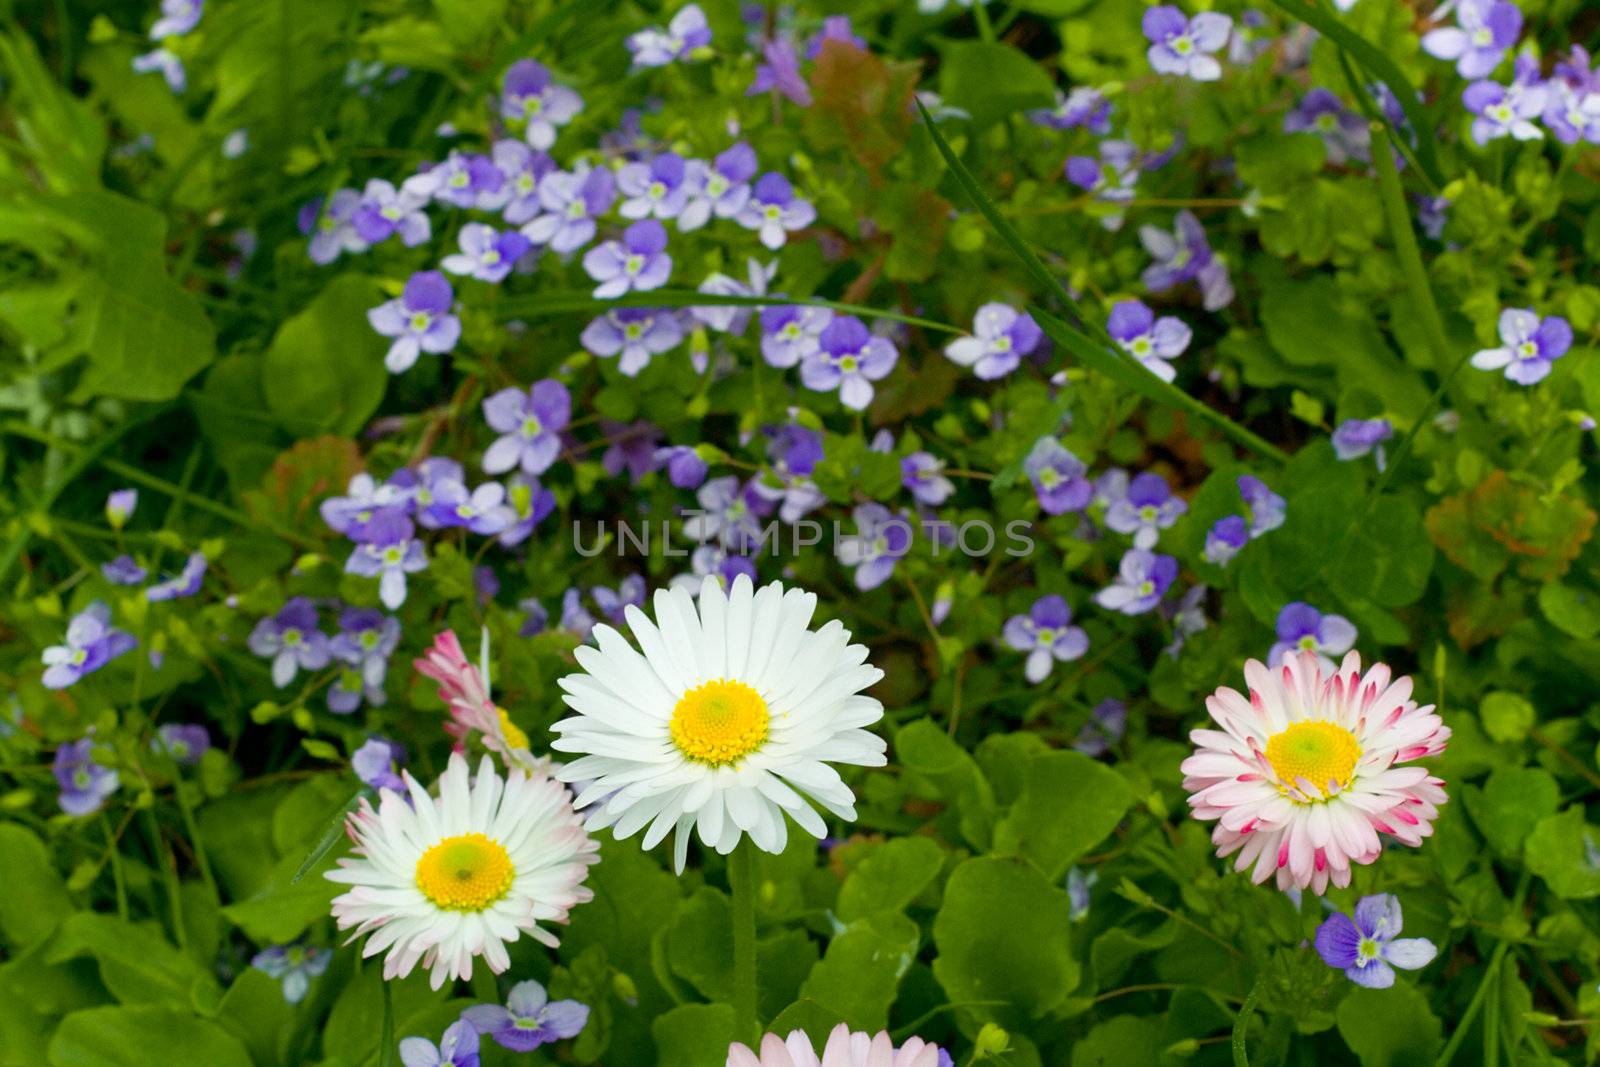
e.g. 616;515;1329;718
1181;649;1450;894
727;1024;947;1067
326;752;597;989
415;628;544;774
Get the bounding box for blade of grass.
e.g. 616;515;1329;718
290;789;364;883
1265;0;1444;188
915;100;1290;464
494;289;962;334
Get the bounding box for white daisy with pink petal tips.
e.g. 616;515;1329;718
727;1024;946;1067
1181;649;1450;894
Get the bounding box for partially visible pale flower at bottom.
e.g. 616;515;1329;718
1182;650;1450;893
326;753;598;990
727;1024;950;1067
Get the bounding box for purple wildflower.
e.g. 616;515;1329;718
1203;515;1249;566
657;445;709;489
592;575;647;624
153;723;209;764
760;304;833;367
837;504;913;591
463;980;589;1053
368;271;461;374
500;59;583;150
1023;439;1093;515
352;737;405;792
149;0;202;39
1003;595;1089;684
1463;64;1547;144
252;945;331;1005
751;425;827;522
102;555;147;585
429;150;507;210
1074;699;1127;757
583;219;672;298
601;421;663;482
328;609;400;713
800;316;898;410
944;304;1042;380
42;603;135;689
618;152;692;221
1315;894;1436;988
482;379;570;476
1104;472;1187;549
54;737;120;815
627;4;712;68
1065;140;1141;230
344;512;427;610
495;139;556;225
581;307;685;376
1470;308;1572;385
680;142;759;230
400;1020;479;1067
299;188;367;265
1107;300;1191;382
749;37;812;107
1332;418;1394;467
1283;88;1371;165
902;452;954;506
352;177;432;246
1094;550;1179;615
1143;6;1231;81
1421;0;1521;78
736;173;816;250
319;473;413;540
683;475;774;551
498;474;558;547
133;48;186;93
1270;601;1357;671
1028;86;1112;133
522;165;615;253
807;16;866;58
421;481;515;536
248;597;331;688
145;551;207;601
1140;210;1233;310
693;257;776;334
1238;475;1285;537
106;488;138;529
560;587;596;641
441;224;531;285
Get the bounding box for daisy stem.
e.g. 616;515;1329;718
729;844;760;1044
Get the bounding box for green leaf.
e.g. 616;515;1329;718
0;824;73;950
1526;807;1600;900
798;913;920;1030
1538;582;1600;640
1334;984;1443;1066
433;0;507;45
937;41;1055;127
651;1003;737;1067
1324;496;1434;608
261;275;389;437
48;1005;253;1067
1463;766;1559;860
665;887;733;1002
1070;1014;1164;1066
46;913;220;1013
932;857;1077;1028
764;998;850;1050
836;836;945;923
1479;691;1536;745
992;750;1132;881
221;845;340;944
215;968;292;1067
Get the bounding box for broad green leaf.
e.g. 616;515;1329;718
1463;766;1559;860
1334;984;1443;1066
215;968;292;1067
220;845;340;944
651;1003;737;1067
0;824;73;950
1539;582;1600;640
932;857;1077;1028
1070;1014;1163;1066
48;1005;252;1067
836;836;945;923
992;749;1131;881
937;41;1055;127
46;913;220;1013
1526;807;1600;900
798;913;920;1030
1479;691;1535;745
261;275;389;437
764;998;850;1051
665;886;733;1002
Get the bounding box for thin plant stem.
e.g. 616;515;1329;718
1232;974;1264;1067
728;845;760;1045
171;765;218;899
144;807;187;950
101;813;129;921
1436;871;1532;1067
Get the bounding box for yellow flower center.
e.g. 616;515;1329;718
497;706;530;750
1265;721;1361;798
415;832;515;912
670;679;770;766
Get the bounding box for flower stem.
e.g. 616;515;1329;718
100;813;129;921
729;845;760;1045
1232;973;1264;1067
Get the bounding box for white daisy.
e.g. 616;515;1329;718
551;574;886;872
326;752;597;990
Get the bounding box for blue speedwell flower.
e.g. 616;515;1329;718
1104;471;1187;549
944;303;1042;380
1003;595;1089;684
248;597;331;688
481;379;571;476
837;503;913;591
1315;894;1436;988
352;736;405;792
251;943;331;1004
345;513;428;610
145;551;207;602
1094;549;1178;615
105;488;138;528
583;219;672;298
1203;515;1249;566
1332;418;1393;468
42;603;136;689
54;737;120;815
1270;601;1357;671
1143;6;1231;82
400;1019;479;1067
368;271;461;374
1023;438;1093;515
462;979;589;1052
153;723;210;764
800;316;898;411
1470;307;1572;384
